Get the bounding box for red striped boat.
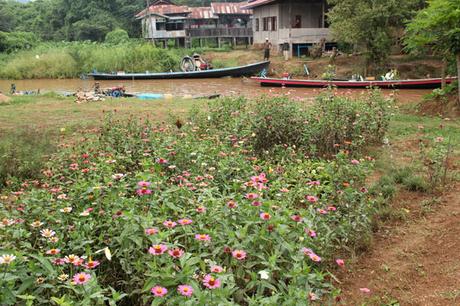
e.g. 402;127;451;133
251;76;457;89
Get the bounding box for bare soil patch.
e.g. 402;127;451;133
337;183;460;305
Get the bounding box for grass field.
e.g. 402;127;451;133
0;94;202;131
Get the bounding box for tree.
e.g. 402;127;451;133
327;0;423;75
405;0;460;103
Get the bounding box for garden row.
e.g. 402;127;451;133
1;91;392;305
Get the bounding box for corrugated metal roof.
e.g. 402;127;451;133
211;2;252;15
242;0;277;9
137;1;253;19
136;4;191;18
189;7;218;19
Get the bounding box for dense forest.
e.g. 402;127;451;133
0;0;245;43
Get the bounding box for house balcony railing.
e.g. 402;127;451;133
148;30;187;39
146;27;253;40
187;27;253;38
278;28;330;43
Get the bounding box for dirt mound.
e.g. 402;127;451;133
0;93;11;103
418;96;460;118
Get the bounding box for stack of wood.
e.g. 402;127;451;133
75;91;105;103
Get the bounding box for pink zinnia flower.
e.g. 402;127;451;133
232;250;247;260
163;220;177;228
73;272;91;285
177;285;193;297
52;258;66;265
327;206;337;211
306;229;317;238
151;286;168;297
306;195;318;203
168;248;184;259
138;181;151;188
148;244;168;255
351;159;360;165
136;181;152;195
291;215;302;222
306;180;321;186
156;158;168;164
251;201;262;207
259;212;271;220
317;209;328;215
136;188;152;196
302;247;313;255
145;228;158;235
195;234;211;241
84;259;100;269
46;248;61;255
203;274;221;289
227;200;238;209
64;254;80;265
245;193;259;200
196;206;206;213
359;287;371;293
336;259;345;267
210;265;224;273
308;252;321;262
178;218;193;225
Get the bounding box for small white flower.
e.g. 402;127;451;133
40;228;56;238
60;207;72;213
258;270;270;280
112;173;125;180
0;254;16;265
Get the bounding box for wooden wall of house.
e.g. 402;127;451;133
279;0;324;29
252;0;329;48
142;17;157;39
252;3;280;45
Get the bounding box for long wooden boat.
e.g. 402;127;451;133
88;61;270;80
251;76;457;89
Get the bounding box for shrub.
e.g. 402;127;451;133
194;88;394;157
402;175;429;192
105;29;130;45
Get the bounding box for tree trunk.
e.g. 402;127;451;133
457;53;460;106
441;58;447;89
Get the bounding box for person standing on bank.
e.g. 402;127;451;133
263;38;272;61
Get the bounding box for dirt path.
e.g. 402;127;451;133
337;183;460;305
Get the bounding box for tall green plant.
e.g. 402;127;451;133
405;0;460;103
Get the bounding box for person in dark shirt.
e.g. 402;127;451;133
263;38;272;61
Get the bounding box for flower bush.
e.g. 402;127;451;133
193;88;393;157
0;93;392;305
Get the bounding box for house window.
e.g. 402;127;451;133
262;17;269;31
270;16;277;31
255;18;259;31
294;15;301;28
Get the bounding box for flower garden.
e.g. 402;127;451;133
0;91;394;305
